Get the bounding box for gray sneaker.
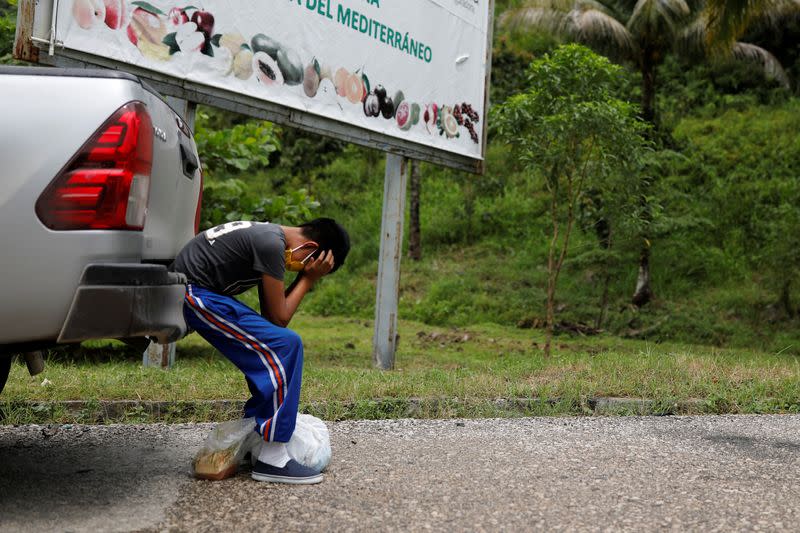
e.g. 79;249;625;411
251;459;323;485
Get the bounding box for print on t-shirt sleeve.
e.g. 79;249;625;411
252;231;286;281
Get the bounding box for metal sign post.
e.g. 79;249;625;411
373;154;408;370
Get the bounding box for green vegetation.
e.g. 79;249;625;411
0;0;18;63
493;45;649;355
2;314;799;422
500;0;798;308
500;0;795;123
194;113;280;179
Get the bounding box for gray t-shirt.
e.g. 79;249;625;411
172;221;285;295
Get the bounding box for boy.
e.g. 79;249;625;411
173;218;350;484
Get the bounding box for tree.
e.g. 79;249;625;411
493;45;649;357
500;0;797;307
760;203;800;318
575;165;653;329
500;0;794;123
704;0;800;50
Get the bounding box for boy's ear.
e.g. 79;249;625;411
305;241;321;259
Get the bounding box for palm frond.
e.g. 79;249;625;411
742;0;800;32
678;17;793;88
500;1;637;60
569;6;637;59
731;42;791;88
703;0;754;46
574;0;626;14
598;0;640;20
675;16;710;59
704;0;800;47
499;2;573;35
627;0;691;40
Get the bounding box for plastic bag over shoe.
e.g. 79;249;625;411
286;413;332;472
194;414;331;480
193;417;260;480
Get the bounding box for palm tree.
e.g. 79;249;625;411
501;0;794;122
704;0;800;49
500;0;797;306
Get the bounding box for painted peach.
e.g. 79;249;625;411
72;0;105;30
126;23;137;45
129;7;170;61
334;67;349;97
103;0;128;29
344;72;364;104
303;63;320;97
167;7;188;27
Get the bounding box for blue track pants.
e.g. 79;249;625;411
183;284;302;443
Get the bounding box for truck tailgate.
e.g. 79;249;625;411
138;89;202;261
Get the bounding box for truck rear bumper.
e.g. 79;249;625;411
57;264;188;344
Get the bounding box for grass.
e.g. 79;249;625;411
2;314;799;423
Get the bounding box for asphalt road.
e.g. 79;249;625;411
1;415;799;532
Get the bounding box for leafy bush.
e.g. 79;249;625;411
671;99;800;313
276;128;346;180
0;0;18;63
200;179;319;230
194;113;280;178
303;273;375;318
657;55;790;130
192;108;322;230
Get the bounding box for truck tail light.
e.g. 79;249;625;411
194;167;203;234
36;102;153;231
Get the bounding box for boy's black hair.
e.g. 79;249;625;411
299;218;350;273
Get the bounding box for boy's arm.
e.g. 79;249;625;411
257;263;299;315
259;250;335;327
257;282;268;317
257;278;295;316
284;273;304;297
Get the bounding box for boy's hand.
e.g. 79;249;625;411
303;250;335;282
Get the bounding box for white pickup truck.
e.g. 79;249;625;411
0;65;203;393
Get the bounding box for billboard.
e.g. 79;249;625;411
19;0;493;171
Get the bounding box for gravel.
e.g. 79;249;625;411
1;415;799;532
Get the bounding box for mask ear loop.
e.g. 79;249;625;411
300;247;319;265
